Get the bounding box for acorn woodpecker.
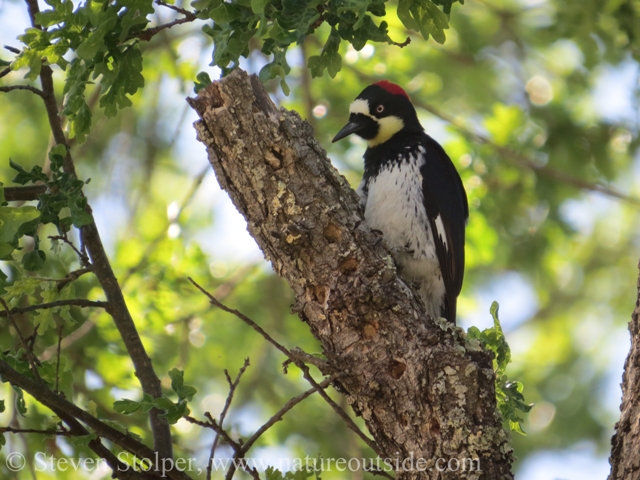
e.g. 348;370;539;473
333;81;468;324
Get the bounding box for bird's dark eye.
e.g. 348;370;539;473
376;104;385;114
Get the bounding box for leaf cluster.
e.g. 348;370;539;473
113;369;197;424
12;0;149;143
7;145;91;272
194;0;462;93
467;302;533;435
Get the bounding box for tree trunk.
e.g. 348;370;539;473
188;69;514;479
609;261;640;479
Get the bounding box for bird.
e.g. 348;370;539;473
332;80;468;324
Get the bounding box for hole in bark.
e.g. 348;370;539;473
363;322;378;339
339;257;359;273
429;417;440;435
312;285;329;304
265;148;283;169
390;360;406;379
323;223;341;243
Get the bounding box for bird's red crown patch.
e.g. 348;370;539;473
374;80;410;99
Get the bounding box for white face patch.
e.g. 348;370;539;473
348;99;404;147
435;214;448;250
349;98;370;115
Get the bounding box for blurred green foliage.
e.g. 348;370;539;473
1;0;640;478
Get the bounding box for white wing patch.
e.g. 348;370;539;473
435;214;448;250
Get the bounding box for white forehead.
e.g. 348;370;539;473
349;98;370;116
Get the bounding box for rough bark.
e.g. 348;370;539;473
609;261;640;479
188;69;514;479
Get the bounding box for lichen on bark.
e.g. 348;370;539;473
188;69;514;479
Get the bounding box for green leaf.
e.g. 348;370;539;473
22;249;46;272
69;434;97;450
2;277;44;302
0;206;41;244
251;0;269;14
307;28;342;78
113;399;143;415
98;46;145;118
76;16;118;60
70;209;93;228
168;368;197;402
467;302;532;435
13;386;27;416
10;159;48;185
194;71;212;93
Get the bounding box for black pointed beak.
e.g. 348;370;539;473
332;119;366;143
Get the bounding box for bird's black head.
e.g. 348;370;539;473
332;81;421;147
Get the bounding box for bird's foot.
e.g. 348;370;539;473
390;243;415;256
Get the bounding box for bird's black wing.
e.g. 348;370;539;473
419;136;468;323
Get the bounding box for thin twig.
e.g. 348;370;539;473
0;426;72;436
188;278;386;463
0;297;42;381
241;374;340;455
223;374;344;480
0;357;192;480
3;45;21;54
0;299;108;318
55;267;94;291
183;414;241;450
0;66;11;79
55;326;63;394
207;358;251;480
49;234;91;267
132;3;197;43
0;85;45;97
3;185;47;202
284;347;330;374
299;364;388;463
156;0;193;16
21;0;174;458
40;317;96;361
188;277;292;358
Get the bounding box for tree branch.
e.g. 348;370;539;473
609;260;640;479
22;0;174;460
0;426;72;436
207;357;250;480
189;277;384;470
1;297;42;381
0;85;45;97
188;70;513;479
132;1;197;42
0;358;193;480
3;185;47;202
0;299;107;317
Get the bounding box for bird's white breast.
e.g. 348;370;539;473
362;153;446;317
364;154;435;261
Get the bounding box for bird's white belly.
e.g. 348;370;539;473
363;160;446;317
